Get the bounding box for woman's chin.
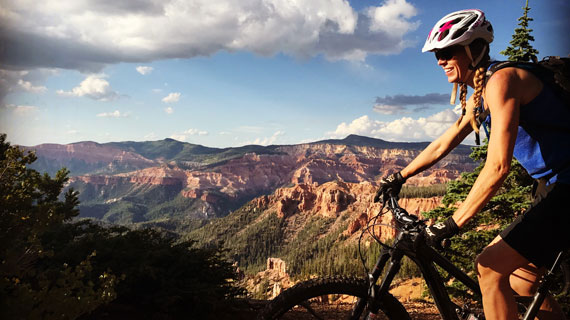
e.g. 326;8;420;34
447;75;459;83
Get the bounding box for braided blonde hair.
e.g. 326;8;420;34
455;66;487;134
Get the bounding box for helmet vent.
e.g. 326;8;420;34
464;15;478;27
439;29;450;41
451;27;468;40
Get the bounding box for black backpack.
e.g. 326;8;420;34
486;56;570;108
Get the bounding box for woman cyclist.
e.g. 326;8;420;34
375;9;569;319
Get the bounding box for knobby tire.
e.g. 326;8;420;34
257;276;410;320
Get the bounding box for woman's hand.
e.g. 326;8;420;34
373;172;406;203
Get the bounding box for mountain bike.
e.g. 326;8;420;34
257;194;569;319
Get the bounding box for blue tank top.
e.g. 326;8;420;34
484;82;570;185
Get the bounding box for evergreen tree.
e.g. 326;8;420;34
424;140;534;297
500;0;539;62
0;134;117;320
1;133;245;319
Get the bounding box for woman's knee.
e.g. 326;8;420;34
475;243;522;285
476;245;501;274
475;250;507;287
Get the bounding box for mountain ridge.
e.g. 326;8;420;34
21;135;476;226
24;134;474;174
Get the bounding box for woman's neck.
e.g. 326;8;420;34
464;69;476;88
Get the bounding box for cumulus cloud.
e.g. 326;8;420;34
136;66;154;75
162;92;180;103
164;106;174;114
96;110;130;118
0;69;55;100
57;74;119;101
249;131;285;146
169;134;187;142
0;0;419;71
18;79;47;93
169;128;209;142
183;128;208;136
328;108;464;142
373;93;449;114
367;0;419;35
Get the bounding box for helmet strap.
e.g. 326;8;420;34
465;44;487;70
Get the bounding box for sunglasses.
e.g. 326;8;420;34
434;46;460;61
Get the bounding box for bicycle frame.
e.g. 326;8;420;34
371;228;481;320
365;197;568;320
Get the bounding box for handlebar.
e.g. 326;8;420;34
383;194;420;226
382;194;451;249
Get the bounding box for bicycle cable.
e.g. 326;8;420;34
357;204;399;276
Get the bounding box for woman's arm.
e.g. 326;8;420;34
400;95;477;179
451;69;521;227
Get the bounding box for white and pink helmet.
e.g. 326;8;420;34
422;9;494;52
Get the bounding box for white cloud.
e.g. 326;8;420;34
169;128;209;142
184;128;208;136
162;92;181;103
1;0;419;70
57;74;119;101
136;66;154;75
367;0;420;36
249;130;285;146
164;106;174;114
327;108;467;142
96;110;129;118
328;115;378;138
169;134;187;142
18;79;47;93
0;68;56;100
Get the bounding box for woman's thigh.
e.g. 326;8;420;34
476;235;531;280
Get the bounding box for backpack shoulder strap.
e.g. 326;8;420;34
485;60;536;80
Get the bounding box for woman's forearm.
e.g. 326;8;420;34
401;123;469;179
401;139;450;178
452;162;509;227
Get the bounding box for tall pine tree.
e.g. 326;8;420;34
500;0;539;62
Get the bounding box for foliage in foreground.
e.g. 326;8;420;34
0;133;116;320
42;221;244;319
0;134;243;319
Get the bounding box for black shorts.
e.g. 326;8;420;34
500;183;570;268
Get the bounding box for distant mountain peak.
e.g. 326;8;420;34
342;134;387;144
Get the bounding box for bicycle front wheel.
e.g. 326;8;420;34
257;276;410;320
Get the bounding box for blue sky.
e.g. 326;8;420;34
1;0;569;147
